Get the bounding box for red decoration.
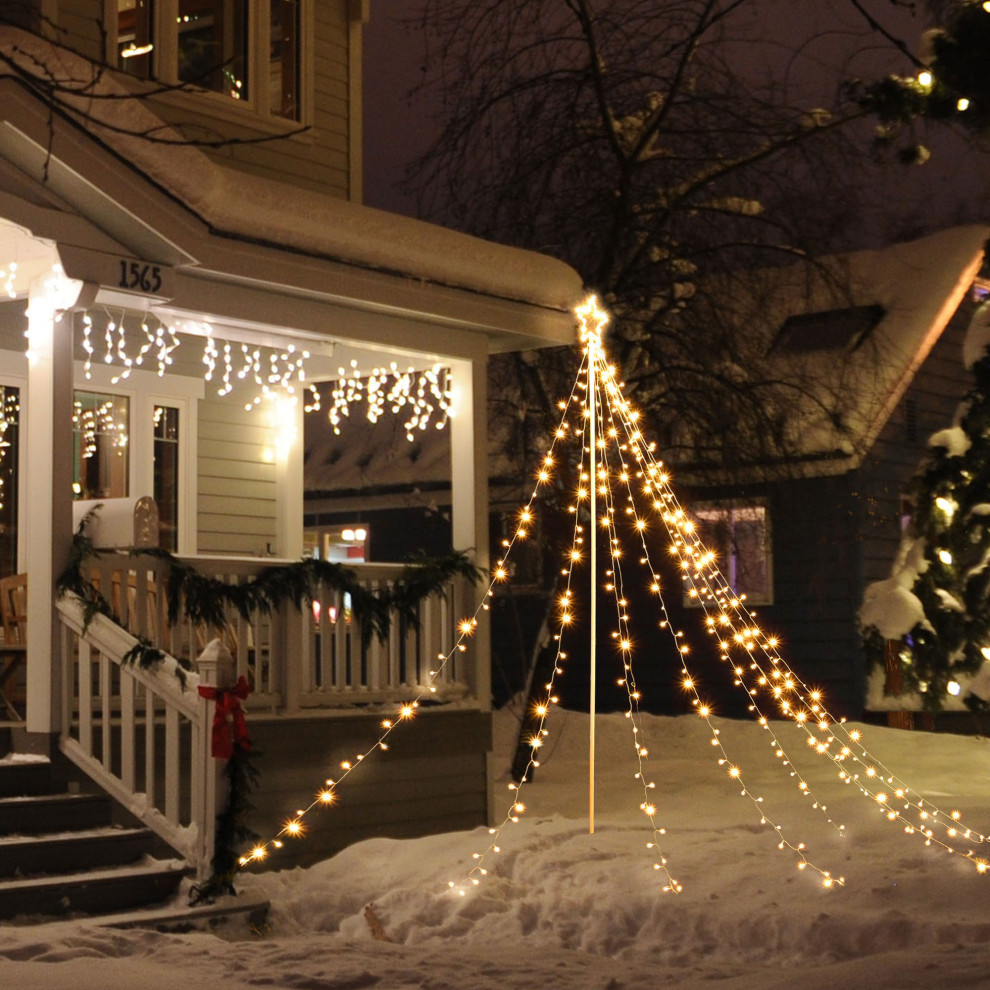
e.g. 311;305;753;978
199;676;252;759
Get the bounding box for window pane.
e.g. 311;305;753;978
270;0;300;120
0;387;19;579
691;503;771;604
154;405;180;551
117;0;154;79
732;511;770;601
73;392;130;500
178;0;249;101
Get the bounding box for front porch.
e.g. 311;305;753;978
0;47;580;885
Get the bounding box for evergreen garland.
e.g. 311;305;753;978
57;537;482;650
189;745;260;905
876;350;990;710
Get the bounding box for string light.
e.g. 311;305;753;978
239;294;988;891
0;261;16;298
0;388;18;513
323;360;452;440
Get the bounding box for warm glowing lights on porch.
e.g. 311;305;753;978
319;359;452;441
72;308;452;439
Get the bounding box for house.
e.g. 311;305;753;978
635;225;990;722
0;1;583;900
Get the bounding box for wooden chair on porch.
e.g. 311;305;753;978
0;573;27;720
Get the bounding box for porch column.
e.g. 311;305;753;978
274;393;304;558
449;356;490;707
24;269;83;734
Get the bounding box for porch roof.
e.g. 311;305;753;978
0;28;584;358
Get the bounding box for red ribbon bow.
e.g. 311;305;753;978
198;675;252;760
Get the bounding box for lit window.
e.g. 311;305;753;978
177;0;249;101
114;1;303;120
153;405;179;551
117;0;154;78
73;391;130;500
322;526;369;563
689;502;772;604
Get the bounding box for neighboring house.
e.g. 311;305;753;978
302;226;990;722
0;4;582;881
648;226;990;720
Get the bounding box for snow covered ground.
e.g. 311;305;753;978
3;705;990;989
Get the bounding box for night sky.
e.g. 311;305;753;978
361;1;990;238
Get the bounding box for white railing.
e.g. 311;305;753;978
56;594;217;876
79;553;475;711
54;553;474;873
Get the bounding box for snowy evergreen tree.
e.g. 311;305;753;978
878;343;990;709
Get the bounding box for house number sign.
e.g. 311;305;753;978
117;258;167;295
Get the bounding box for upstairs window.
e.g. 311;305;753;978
117;1;154;77
269;1;301;120
113;1;303;121
177;0;249;100
769;304;885;356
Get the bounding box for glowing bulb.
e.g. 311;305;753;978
938;549;953;565
918;70;933;88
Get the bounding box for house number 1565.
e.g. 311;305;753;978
118;260;163;294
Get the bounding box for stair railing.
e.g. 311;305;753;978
56;593;217;878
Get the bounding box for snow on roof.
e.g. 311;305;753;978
0;29;584;315
705;224;989;473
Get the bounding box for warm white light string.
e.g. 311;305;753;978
241;293;987;885
0;388;18;513
75;311;450;435
321;359;452;441
0;261;15;298
589;304;989;876
241;348;591;868
591;367;846;885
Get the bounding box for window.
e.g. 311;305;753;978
321;526;368;563
177;0;249;100
269;1;300;120
154;405;180;551
769;304;885;356
114;1;303;120
0;387;19;579
73;391;130;500
117;1;154;78
690;502;772;605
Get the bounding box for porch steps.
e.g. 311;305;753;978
0;758;189;922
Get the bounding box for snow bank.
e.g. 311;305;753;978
1;707;989;990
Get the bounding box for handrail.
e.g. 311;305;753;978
78;552;475;711
56;593;217;877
